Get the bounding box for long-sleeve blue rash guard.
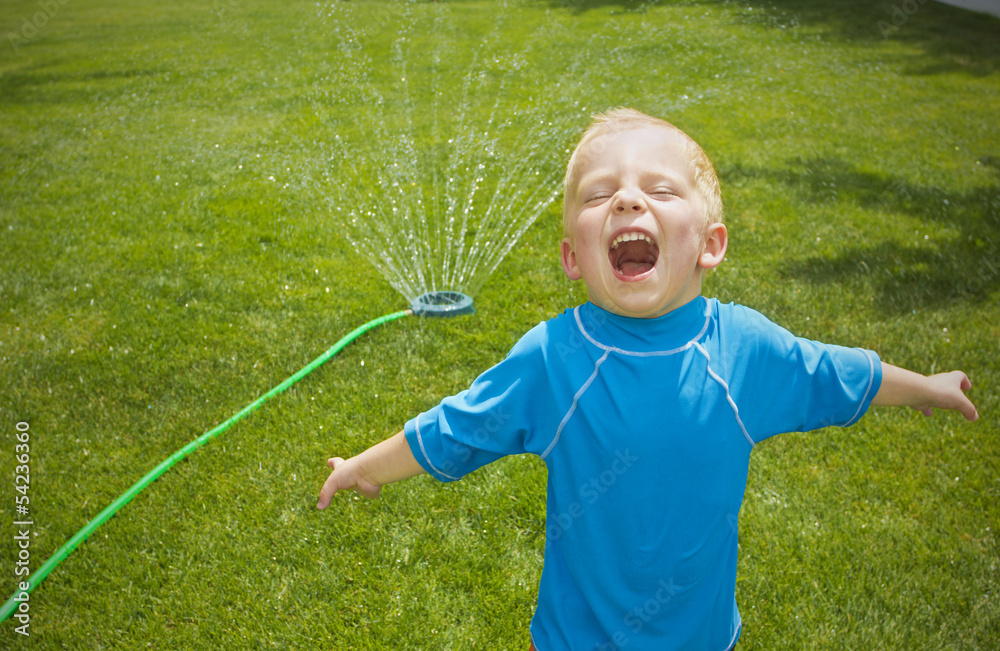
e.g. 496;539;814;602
404;296;882;651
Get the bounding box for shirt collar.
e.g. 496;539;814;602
575;296;710;355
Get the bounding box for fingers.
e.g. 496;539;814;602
958;396;979;422
316;458;346;510
952;371;978;421
316;475;338;510
912;371;977;421
317;457;384;509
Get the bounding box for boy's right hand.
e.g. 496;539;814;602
316;431;426;510
316;456;383;509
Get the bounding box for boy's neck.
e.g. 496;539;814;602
588;293;707;320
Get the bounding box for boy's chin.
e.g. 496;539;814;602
594;293;668;319
594;283;701;319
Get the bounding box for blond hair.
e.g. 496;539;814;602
563;108;723;231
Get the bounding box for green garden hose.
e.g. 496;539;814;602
0;308;413;623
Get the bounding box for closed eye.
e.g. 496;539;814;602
648;188;677;199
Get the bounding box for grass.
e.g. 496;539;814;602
1;0;998;648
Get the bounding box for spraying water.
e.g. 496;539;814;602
309;0;592;304
304;0;730;305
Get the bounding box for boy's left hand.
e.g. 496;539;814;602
874;364;978;421
911;371;978;421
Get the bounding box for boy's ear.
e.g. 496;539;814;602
698;222;728;270
560;238;583;280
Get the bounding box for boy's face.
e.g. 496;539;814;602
561;127;727;319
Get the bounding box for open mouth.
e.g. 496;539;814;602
609;231;659;278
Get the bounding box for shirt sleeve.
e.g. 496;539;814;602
725;305;883;443
404;324;548;482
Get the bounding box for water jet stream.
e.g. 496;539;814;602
313;0;585;304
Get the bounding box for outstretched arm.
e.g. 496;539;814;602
872;363;978;421
316;431;426;509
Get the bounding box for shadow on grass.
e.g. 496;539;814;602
535;0;655;12
535;0;1000;76
723;156;1000;314
0;66;163;106
739;0;1000;77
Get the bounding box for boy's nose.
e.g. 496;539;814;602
612;189;646;214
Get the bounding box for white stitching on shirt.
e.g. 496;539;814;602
843;349;877;426
547;300;727;458
573;300;712;357
695;342;756;448
540;349;611;460
414;413;462;481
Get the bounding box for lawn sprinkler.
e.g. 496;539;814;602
410;291;475;318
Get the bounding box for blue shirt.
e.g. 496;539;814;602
405;296;881;650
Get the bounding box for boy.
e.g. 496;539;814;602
317;108;978;650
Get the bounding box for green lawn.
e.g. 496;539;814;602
1;0;998;648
